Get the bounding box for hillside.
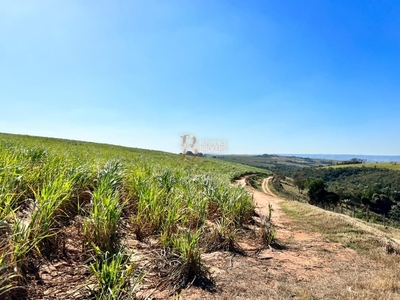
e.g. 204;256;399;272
281;166;400;225
223;152;400;226
2;133;400;299
329;162;400;171
216;154;337;172
0;133;270;299
286;154;400;163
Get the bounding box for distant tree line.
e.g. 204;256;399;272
336;158;365;165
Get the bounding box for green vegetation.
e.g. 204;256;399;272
88;246;141;300
0;133;270;298
269;174;308;202
247;173;265;190
335;158;364;165
216;154;336;172
305;178;339;207
281;166;400;226
330;162;400;171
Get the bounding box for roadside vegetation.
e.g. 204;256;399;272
0;133;271;299
247;173;265;191
266;164;400;228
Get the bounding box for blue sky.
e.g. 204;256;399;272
1;1;399;155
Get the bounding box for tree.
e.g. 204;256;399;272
306;178;326;205
324;191;340;206
293;175;306;194
389;204;400;221
306;178;339;207
271;173;285;191
370;193;393;215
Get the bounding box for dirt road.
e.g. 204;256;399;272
184;175;372;299
251;177;356;280
262;176;277;197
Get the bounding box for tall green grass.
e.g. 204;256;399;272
88;245;142;300
84;160;125;253
0;132;270;296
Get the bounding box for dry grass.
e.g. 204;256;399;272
274;178;308;202
281;200;400;248
279;200;400;299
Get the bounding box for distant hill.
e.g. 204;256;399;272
217;153;400;172
283;154;400;162
216;154;337;172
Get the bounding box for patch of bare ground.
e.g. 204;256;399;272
25;217;92;300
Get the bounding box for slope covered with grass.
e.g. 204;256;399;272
0;133;269;299
328;162;400;171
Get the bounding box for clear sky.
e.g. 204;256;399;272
1;1;399;155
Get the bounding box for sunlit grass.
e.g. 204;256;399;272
0;132;270;297
88;245;142;300
84;161;125;253
327;162;400;171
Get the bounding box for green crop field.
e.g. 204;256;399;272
218;154;337;172
0;133;270;299
328;162;400;171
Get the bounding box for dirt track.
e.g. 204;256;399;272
184;176;367;299
252;178;357;282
